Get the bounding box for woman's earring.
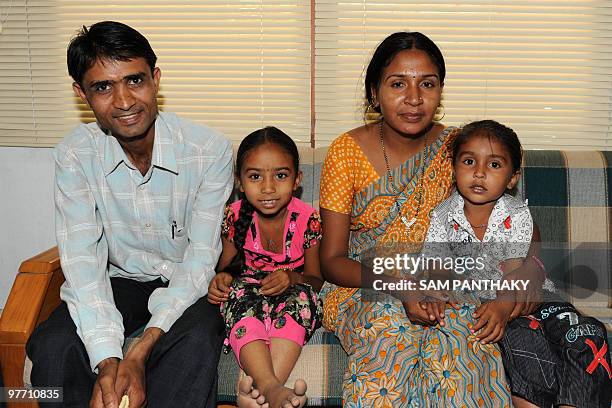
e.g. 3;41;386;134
434;103;445;122
366;100;379;113
365;101;381;123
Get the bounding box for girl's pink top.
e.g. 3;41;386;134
223;197;322;275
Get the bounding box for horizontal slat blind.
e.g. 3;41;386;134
314;1;612;149
0;1;311;147
3;1;612;148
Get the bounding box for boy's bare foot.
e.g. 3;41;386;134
237;375;269;408
263;379;308;408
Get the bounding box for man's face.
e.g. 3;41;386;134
73;57;160;141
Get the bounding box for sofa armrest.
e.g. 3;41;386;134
0;247;64;391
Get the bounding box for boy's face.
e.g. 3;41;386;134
73;57;160;142
454;133;520;208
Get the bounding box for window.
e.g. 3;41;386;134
0;1;311;146
1;1;611;149
315;1;612;149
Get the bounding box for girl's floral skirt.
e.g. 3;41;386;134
221;271;322;354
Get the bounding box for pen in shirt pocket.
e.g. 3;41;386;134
172;220;185;239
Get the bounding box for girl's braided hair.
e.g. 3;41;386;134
224;127;300;277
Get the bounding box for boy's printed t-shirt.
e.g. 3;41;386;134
423;190;555;299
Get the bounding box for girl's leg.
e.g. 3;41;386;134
229;317;271;408
269;337;302;383
269;314;306;383
257;315;307;408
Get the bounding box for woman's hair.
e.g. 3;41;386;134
365;31;446;114
67;21;157;87
452;119;523;174
225;127;300;277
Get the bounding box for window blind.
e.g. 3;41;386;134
314;1;612;149
2;1;612;149
0;0;311;147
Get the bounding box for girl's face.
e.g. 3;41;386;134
454;133;520;209
372;49;443;138
239;143;302;219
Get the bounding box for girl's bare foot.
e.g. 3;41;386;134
263;379;307;408
286;379;307;408
237;375;269;408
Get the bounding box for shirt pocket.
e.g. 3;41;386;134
165;226;188;262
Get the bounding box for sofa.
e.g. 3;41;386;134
1;147;611;408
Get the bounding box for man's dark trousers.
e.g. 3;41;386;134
26;277;224;407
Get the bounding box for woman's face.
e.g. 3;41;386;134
372;49;443;138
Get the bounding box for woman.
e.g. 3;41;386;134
319;32;521;407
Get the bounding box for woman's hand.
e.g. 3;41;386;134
260;268;299;296
506;223;544;319
418;290;459;327
471;298;515;344
403;299;438;326
207;272;233;304
402;289;442;326
420;300;447;326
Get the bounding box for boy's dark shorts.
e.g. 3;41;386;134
499;302;612;407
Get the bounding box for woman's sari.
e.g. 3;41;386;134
319;127;511;407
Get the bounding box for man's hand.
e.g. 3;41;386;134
207;272;233;304
110;327;164;408
472;299;515;344
91;357;120;408
114;357;146;408
260;268;299;296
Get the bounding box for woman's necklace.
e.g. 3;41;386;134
379;121;430;234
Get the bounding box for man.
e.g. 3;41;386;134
26;21;233;408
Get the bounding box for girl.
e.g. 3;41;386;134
423;119;612;407
208;127;323;408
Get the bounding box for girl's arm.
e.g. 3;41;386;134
319;208;363;287
208;236;236;304
216;235;238;272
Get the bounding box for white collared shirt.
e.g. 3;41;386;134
54;112;233;370
423;189;553;299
